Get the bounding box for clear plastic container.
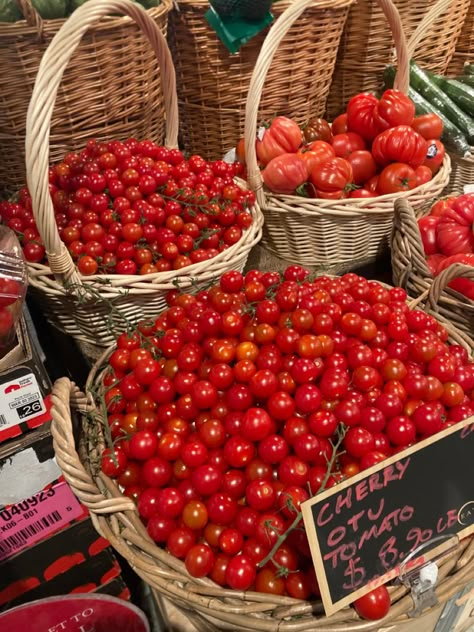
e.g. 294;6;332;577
0;226;27;354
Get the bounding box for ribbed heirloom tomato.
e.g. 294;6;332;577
97;265;474;618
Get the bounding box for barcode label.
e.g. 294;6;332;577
0;482;83;562
0;511;61;555
0;414;6;426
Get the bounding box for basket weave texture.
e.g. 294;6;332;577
447;0;474;77
168;0;353;161
50;294;474;631
0;0;172;198
443;154;474;196
244;0;451;274
326;0;470;119
24;0;263;361
391;198;474;339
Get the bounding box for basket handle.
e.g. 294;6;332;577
25;0;179;286
15;0;44;31
244;0;410;209
51;377;136;514
392;198;433;284
428;262;474;309
406;0;457;59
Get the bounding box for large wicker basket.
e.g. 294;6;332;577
391;198;474;338
168;0;353;161
443;154;474;196
50;293;474;631
0;0;172;198
447;0;474;77
326;0;470;119
24;0;263;362
244;0;450;274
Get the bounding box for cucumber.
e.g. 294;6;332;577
457;75;474;88
464;64;474;76
383;65;471;156
429;74;474;118
409;61;474;144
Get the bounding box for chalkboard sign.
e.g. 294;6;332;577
301;417;474;616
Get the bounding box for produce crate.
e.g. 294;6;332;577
168;0;353;161
23;0;263;362
0;0;171;198
326;0;470;119
243;0;450;273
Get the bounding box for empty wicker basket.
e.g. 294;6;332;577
168;0;353;161
447;0;474;77
0;0;172;198
24;0;263;361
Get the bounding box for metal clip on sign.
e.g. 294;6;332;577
398;534;460;617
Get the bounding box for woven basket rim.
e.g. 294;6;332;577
260;155;451;217
0;0;172;37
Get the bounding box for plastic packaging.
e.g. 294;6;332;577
0;226;27;353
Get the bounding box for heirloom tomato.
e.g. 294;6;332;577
411;113;443;140
372;126;427;168
297;141;335;175
331;132;366;158
256;117;302;165
302;118;332;143
346;93;379;141
332;113;348;134
347;150;377;185
377;163;417;195
436;194;474;255
262;154;308;194
309;157;353;199
418;216;439;255
373;89;415;130
423;140;445;174
429;197;456;217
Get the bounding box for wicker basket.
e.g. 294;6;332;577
447;0;474;77
24;0;263;362
168;0;353;161
326;0;470;119
244;0;450;274
50;296;474;631
391;198;474;338
0;0;172;199
443;154;474;196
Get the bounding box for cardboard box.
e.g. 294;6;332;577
0;316;52;444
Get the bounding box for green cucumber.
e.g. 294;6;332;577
383;65;470;156
429;74;474;118
409;61;474;144
464;64;474;76
457;75;474;88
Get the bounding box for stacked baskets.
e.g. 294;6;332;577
168;0;353;160
243;0;450;274
0;0;172;197
24;0;263;361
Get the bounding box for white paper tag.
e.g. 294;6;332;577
0;373;46;429
223;147;236;164
257;126;266;142
463;184;474;194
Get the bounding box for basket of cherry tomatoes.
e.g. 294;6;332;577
238;0;449;273
50;266;474;631
392;195;474;339
4;0;262;361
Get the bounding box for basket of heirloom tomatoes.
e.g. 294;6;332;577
2;0;262;361
51;266;474;631
392;195;474;339
237;0;449;273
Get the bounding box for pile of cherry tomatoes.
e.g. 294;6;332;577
0;139;254;276
98;267;474;619
236;90;445;199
